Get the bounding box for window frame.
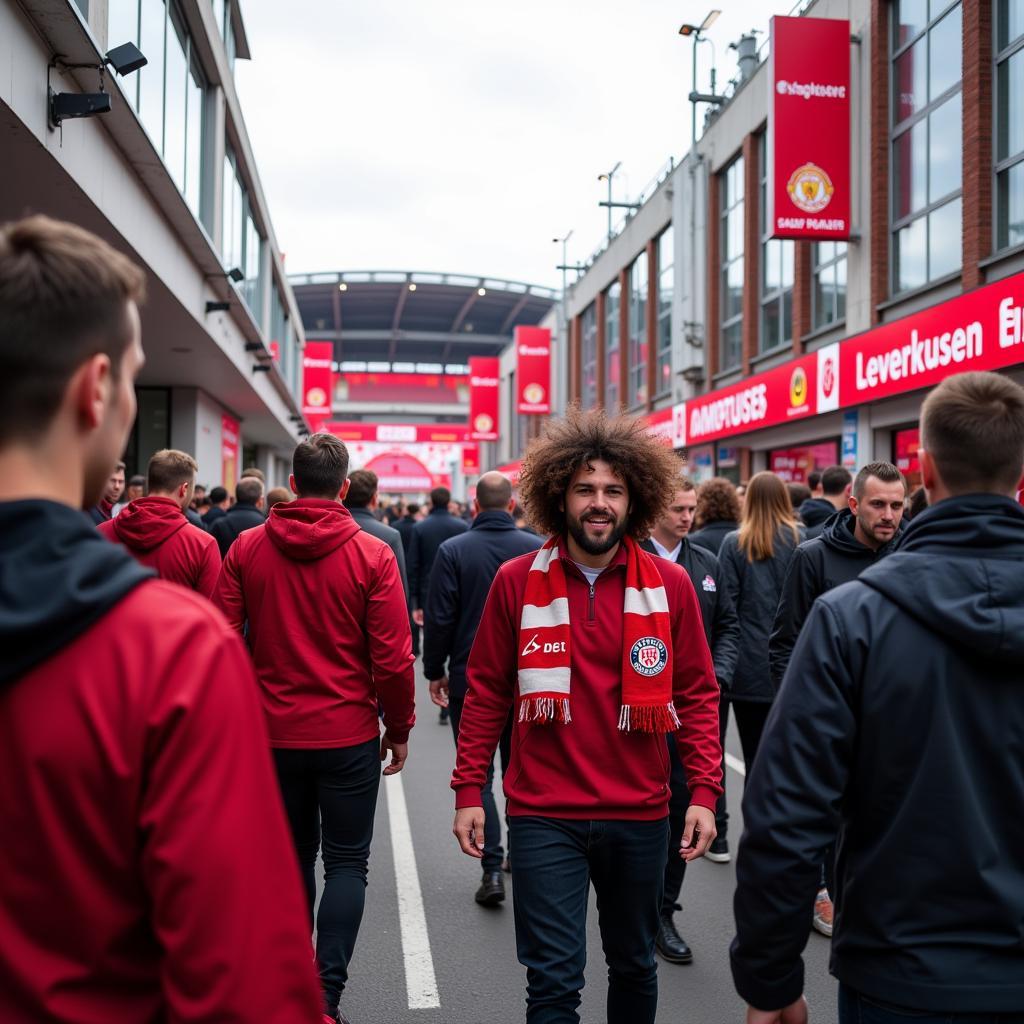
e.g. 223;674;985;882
758;135;794;352
719;154;744;373
626;252;648;411
653;227;673;401
604;281;621;413
580;303;598;411
811;241;849;330
994;1;1024;253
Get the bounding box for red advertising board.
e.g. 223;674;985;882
221;413;240;491
516;326;551;414
769;16;851;241
642;407;675;447
770;442;839;483
894;428;920;477
462;444;481;475
302;341;334;431
496;459;523;485
325;422;471;443
469;356;500;440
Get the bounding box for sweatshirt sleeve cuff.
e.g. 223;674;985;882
729;946;804;1012
689;785;721;812
384;727;410;745
453;785;484;810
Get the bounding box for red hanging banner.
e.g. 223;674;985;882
516;325;551;414
462;444;481;475
769;16;851;241
221;413;240;491
469;356;500;440
303;341;334;432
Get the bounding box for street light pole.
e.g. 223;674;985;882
679;10;722;151
597;162;621;242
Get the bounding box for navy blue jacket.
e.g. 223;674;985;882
408;507;468;610
394;514;417;558
731;495;1024;1014
689;519;739;556
422;510;541;697
209;503;265;558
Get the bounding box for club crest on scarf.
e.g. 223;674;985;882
517;535;680;733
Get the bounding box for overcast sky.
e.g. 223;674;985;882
236;2;784;291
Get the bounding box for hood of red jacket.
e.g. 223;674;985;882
113;496;187;552
265;499;361;561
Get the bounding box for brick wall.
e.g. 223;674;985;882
741;133;760;374
869;0;890;321
962;0;993;288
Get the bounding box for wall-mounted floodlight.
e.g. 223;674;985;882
104;42;147;76
48;43;147;129
205;300;231;313
252;364;272;374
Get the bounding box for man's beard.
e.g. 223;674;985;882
567;511;627;555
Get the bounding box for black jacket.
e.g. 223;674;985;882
202;505;227;529
640;537;740;687
408;508;468;610
209;503;265;558
348;506;409;603
731;495;1024;1014
717;526;802;702
768;509;902;690
797;496;835;530
394;514;417;558
689;519;739;556
422;510;542;697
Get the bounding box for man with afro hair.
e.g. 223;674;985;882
451;408;722;1024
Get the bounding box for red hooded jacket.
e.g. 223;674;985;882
214;499;416;748
98;495;221;598
451;542;723;819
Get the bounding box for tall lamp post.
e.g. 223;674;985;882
597;163;621;242
679;10;723;150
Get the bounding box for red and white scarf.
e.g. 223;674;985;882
517;534;679;733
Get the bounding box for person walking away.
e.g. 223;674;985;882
786;483;812;513
344;468;409;604
451;409;722;1024
98;448;221;598
0;215;320;1022
716;472;803;777
395;501;421;652
87;459;124;524
215;433;415;1024
798;465;851;538
266;485;293;510
202;484;230;528
424;471;542;907
769;461;907;938
731;374;1024;1024
689;477;742;555
641;476;739;965
209;476;265;557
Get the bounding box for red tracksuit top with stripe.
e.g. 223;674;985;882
452;541;723;819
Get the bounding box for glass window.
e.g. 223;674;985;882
185;58;205;221
759;137;794;351
605;281;620;413
812;242;848;329
221;147;266;324
655;228;673;400
996;1;1024;251
720;154;744;371
138;0;166;150
627;253;648;409
108;0;140;106
212;0;225;37
581;303;598;411
891;0;963;292
163;5;188;195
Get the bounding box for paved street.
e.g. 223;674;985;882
323;668;839;1024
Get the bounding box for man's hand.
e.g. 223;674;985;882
380;735;408;776
429;677;449;708
747;996;809;1024
680;803;716;861
412;608;424;626
453;807;485;858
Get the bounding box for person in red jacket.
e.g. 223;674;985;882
214;431;416;1024
98;447;221;597
451;409;722;1024
0;215;321;1023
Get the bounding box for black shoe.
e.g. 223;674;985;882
474;870;506;906
438;707;449;724
705;836;731;863
655;914;693;964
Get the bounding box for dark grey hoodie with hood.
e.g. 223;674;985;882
731;494;1024;1015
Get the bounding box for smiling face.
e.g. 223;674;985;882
562;458;630;558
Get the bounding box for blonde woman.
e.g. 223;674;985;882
717;471;804;773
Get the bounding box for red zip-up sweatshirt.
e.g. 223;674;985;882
98;495;221;598
214;499;415;748
0;581;322;1023
452;542;723;818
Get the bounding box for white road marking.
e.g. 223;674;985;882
725;752;746;777
384;772;441;1010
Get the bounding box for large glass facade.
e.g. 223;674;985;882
605;281;621;412
627;253;648;409
759;136;794;352
720;156;744;372
812;242;848;328
655;228;673;400
580;303;598;410
891;0;963;292
223;146;266;324
996;0;1024;251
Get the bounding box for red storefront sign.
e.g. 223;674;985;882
643;407;675;447
469;356;500;440
462;444;481;475
302;341;334;431
221;413;240;491
362;450;433;492
496;459;523;485
325;422;471;443
769;16;851;241
516;326;551;414
894;428;920;477
770;442;839;483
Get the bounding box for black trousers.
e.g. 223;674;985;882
272;738;380;1015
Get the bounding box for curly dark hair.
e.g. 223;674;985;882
695;477;741;528
518;406;683;540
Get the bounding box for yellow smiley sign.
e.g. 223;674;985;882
790;366;808;408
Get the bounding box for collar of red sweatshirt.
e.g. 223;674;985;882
265;498;361;561
113;496;188;552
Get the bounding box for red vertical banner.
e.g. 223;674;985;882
303;341;334;433
769;16;851;241
516;325;551;414
469;356;500;441
462;444;481;475
221;413;240;491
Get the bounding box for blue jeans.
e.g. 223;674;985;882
509;816;669;1024
839;985;1024;1023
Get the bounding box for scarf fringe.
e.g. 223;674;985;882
618;702;681;733
518;696;572;725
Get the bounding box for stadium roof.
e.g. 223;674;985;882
289;270;558;364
